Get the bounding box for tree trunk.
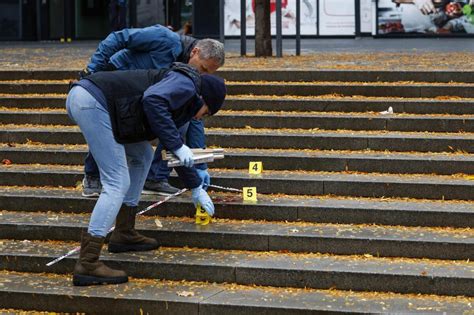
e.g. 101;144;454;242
254;0;272;57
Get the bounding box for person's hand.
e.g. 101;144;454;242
174;144;194;168
196;168;210;189
192;185;214;216
414;0;435;15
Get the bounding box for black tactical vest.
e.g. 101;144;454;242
84;62;201;144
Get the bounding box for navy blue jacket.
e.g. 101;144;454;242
142;71;203;188
76;68;203;189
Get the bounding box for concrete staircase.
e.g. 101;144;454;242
0;69;472;314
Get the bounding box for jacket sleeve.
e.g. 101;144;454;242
87;25;180;72
175;166;202;189
142;71;195;152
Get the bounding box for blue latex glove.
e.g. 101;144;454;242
191;185;214;216
174;144;194;168
196;168;210;189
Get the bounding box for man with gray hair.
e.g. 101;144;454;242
80;24;225;197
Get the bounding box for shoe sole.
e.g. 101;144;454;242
73;274;128;286
141;189;176;196
82;191;100;198
108;242;160;253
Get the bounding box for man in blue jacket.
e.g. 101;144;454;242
81;24;225;197
67;63;226;286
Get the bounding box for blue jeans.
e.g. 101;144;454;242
85;118;207;180
66;86;153;237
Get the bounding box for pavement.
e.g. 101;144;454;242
0;38;473;71
2;37;474;53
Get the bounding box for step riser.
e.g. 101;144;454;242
1;224;471;260
1;256;471;296
0;84;68;94
0;113;72;126
0;296;202;315
218;70;474;83
204;177;474;201
2;84;474;98
2;131;473;153
2;195;471;228
2;98;474;116
208;116;474;133
2;150;474;175
225;100;474;115
227;85;474;98
206;134;474;153
0;293;200;315
2;113;473;133
2;70;473;83
1;172;472;200
0;98;65;108
0;71;77;81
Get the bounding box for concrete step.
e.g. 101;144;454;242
0;82;69;94
2;145;473;175
1;271;472;314
2;110;473;133
2;96;474;116
1;69;474;83
212;111;474;133
1;240;473;296
227;82;474;98
1;165;473;200
225;97;474;115
1;210;472;260
1;125;473;153
1;188;471;228
2;81;474;98
218;70;474;83
0;96;65;108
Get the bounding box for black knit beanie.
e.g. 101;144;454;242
201;74;226;115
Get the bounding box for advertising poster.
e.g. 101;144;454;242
224;0;318;36
319;0;355;35
377;0;474;35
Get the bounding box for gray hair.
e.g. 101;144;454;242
196;38;225;67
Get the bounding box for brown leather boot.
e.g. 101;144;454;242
108;205;159;253
73;231;128;286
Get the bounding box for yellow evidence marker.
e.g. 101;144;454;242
249;161;263;174
195;204;211;225
243;187;257;202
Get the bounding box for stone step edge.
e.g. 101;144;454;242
3;81;474;87
2;164;472;185
2;124;473;139
1;95;473;102
1;95;474;106
2;145;474;163
1;271;471;314
1;188;472;228
2;110;474;120
1;240;473;296
1;167;474;201
1;187;472;215
0;211;474;260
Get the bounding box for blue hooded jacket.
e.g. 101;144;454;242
88;24;183;72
